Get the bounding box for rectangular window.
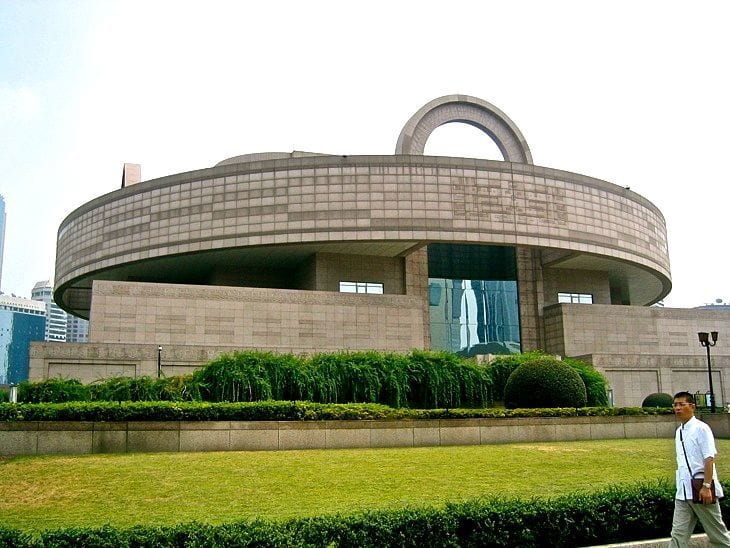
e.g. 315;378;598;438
428;278;520;356
558;292;594;304
339;281;384;294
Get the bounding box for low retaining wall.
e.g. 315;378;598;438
0;414;702;457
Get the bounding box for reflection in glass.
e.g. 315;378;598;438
429;278;520;356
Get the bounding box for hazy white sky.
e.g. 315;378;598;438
1;0;728;308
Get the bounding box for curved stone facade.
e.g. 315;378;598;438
56;155;670;318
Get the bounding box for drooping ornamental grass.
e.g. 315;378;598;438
194;350;493;408
17;375;201;404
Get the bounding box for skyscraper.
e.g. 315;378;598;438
0;294;45;384
66;313;89;343
31;280;67;342
0;195;6;292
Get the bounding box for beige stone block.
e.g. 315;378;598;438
479;425;514;444
278;422;327;450
180;428;231;452
37;430;93;455
513;424;558;443
590;421;626;440
624;420;661;439
230;429;279;451
657;421;678;439
439;426;480;446
326;427;371;449
127;430;179;453
370;427;414;448
0;431;38;456
127;422;180;452
92;423;127;453
554;422;592;441
413;427;440;447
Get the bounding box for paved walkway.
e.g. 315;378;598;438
586;533;707;547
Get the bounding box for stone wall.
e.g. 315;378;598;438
311;252;405;293
88;280;425;350
544;304;730;358
28;341;235;382
0;415;684;457
544;304;730;406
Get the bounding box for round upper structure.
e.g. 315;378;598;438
54;96;671;321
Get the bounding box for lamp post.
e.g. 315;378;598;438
157;345;162;379
698;331;718;413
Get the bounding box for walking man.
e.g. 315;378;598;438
670;391;730;547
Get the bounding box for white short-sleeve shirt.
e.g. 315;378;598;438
675;416;724;500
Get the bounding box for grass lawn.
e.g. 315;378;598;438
2;438;727;532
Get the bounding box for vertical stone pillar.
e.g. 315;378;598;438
516;247;544;351
404;246;430;348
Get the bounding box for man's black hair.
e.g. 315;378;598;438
674;391;695;404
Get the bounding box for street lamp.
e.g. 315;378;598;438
157;345;162;379
698;331;719;413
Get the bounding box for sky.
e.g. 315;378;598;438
0;0;728;308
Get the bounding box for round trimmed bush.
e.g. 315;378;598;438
641;392;673;408
503;357;587;408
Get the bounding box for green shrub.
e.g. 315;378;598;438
0;389;8;403
562;356;609;407
504;356;587;408
642;392;674;408
17;378;90;403
487;352;608;407
485;351;543;403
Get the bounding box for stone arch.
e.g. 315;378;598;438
395;94;533;164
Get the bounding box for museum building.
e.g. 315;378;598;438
30;95;730;406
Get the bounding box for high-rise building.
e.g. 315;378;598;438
66;314;89;343
31;280;67;342
0;195;6;292
0;294;45;384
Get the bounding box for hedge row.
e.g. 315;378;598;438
0;481;691;547
0;400;672;422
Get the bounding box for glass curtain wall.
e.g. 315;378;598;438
428;244;520;356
